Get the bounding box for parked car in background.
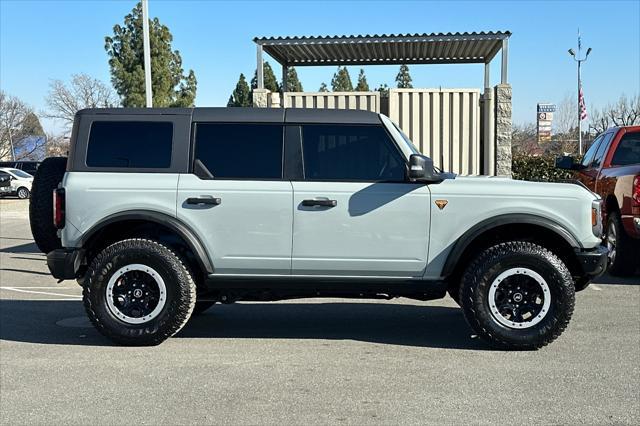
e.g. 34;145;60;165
0;167;34;199
556;125;640;276
0;161;40;176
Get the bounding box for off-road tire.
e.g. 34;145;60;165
460;241;575;350
83;238;196;346
17;187;30;199
606;211;637;276
29;157;67;253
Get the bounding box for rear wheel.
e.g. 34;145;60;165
460;241;575;350
29;157;67;253
83;238;196;346
606;211;637;276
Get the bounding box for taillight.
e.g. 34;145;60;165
633;175;640;206
53;188;65;229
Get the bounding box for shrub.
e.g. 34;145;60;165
512;155;575;182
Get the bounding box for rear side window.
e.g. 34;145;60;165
301;125;405;181
86;121;173;168
611;132;640;166
194;123;283;179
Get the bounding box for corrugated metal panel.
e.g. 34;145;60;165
388;89;483;175
283;92;380;112
255;32;510;66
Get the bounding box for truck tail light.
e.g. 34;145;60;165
633;175;640;206
53;188;65;229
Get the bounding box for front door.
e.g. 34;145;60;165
178;122;292;275
291;124;430;277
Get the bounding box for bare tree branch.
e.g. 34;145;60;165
43;73;118;130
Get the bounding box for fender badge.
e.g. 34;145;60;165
435;200;448;210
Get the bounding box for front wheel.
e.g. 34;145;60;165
460;241;575;350
606;211;637;276
83;238;196;346
17;187;30;199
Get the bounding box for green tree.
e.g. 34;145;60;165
395;64;413;88
227;73;251;107
318;82;329;92
251;61;280;92
355;69;369;91
284;67;303;92
105;2;197;107
375;83;390;98
331;67;353;91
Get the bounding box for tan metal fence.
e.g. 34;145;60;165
388;88;482;175
283;92;379;112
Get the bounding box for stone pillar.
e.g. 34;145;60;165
252;89;270;108
494;84;512;176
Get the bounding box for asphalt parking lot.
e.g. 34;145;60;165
0;198;639;425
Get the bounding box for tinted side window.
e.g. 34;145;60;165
194;123;283;179
611;132;640;166
86;121;173;168
581;135;603;167
591;133;614;168
301;125;405;181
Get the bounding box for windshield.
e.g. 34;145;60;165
9;169;32;178
392;123;420;155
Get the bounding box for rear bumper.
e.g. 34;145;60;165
575;245;608;278
47;248;83;280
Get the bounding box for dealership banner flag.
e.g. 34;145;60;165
579;84;587;121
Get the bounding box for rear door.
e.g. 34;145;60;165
177;122;293;275
290;123;430;277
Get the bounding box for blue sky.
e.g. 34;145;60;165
1;0;639;134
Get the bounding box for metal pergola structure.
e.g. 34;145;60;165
253;31;511;91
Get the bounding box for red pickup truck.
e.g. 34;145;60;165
557;126;640;276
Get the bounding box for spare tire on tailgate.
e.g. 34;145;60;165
29;157;67;253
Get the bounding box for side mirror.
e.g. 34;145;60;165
409;154;440;182
555;155;584;170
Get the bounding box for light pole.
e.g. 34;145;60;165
568;30;591;155
142;0;153;107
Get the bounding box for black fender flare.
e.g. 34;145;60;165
80;210;214;274
441;213;581;278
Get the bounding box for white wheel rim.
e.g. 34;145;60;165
488;267;551;329
106;264;166;324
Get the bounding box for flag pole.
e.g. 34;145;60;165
577;31;582;155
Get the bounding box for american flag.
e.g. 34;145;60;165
578;30;588;121
579;83;588;121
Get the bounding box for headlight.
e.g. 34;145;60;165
591;199;604;238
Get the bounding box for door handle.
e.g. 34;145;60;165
186;196;221;206
301;198;337;207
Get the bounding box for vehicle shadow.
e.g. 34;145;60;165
0;299;488;350
592;273;640;285
0;241;41;254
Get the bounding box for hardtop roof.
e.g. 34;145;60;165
76;107;381;125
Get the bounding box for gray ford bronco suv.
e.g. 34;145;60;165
30;107;608;349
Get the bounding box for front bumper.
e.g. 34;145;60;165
575;245;608;278
47;248;83;280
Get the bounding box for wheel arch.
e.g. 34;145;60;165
80;210;214;276
442;214;583;292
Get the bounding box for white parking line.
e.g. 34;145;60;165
0;286;78;289
590;285;603;291
0;287;82;298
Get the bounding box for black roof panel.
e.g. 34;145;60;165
74;107;381;125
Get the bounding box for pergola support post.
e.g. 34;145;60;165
256;44;264;89
501;38;509;84
282;65;288;93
